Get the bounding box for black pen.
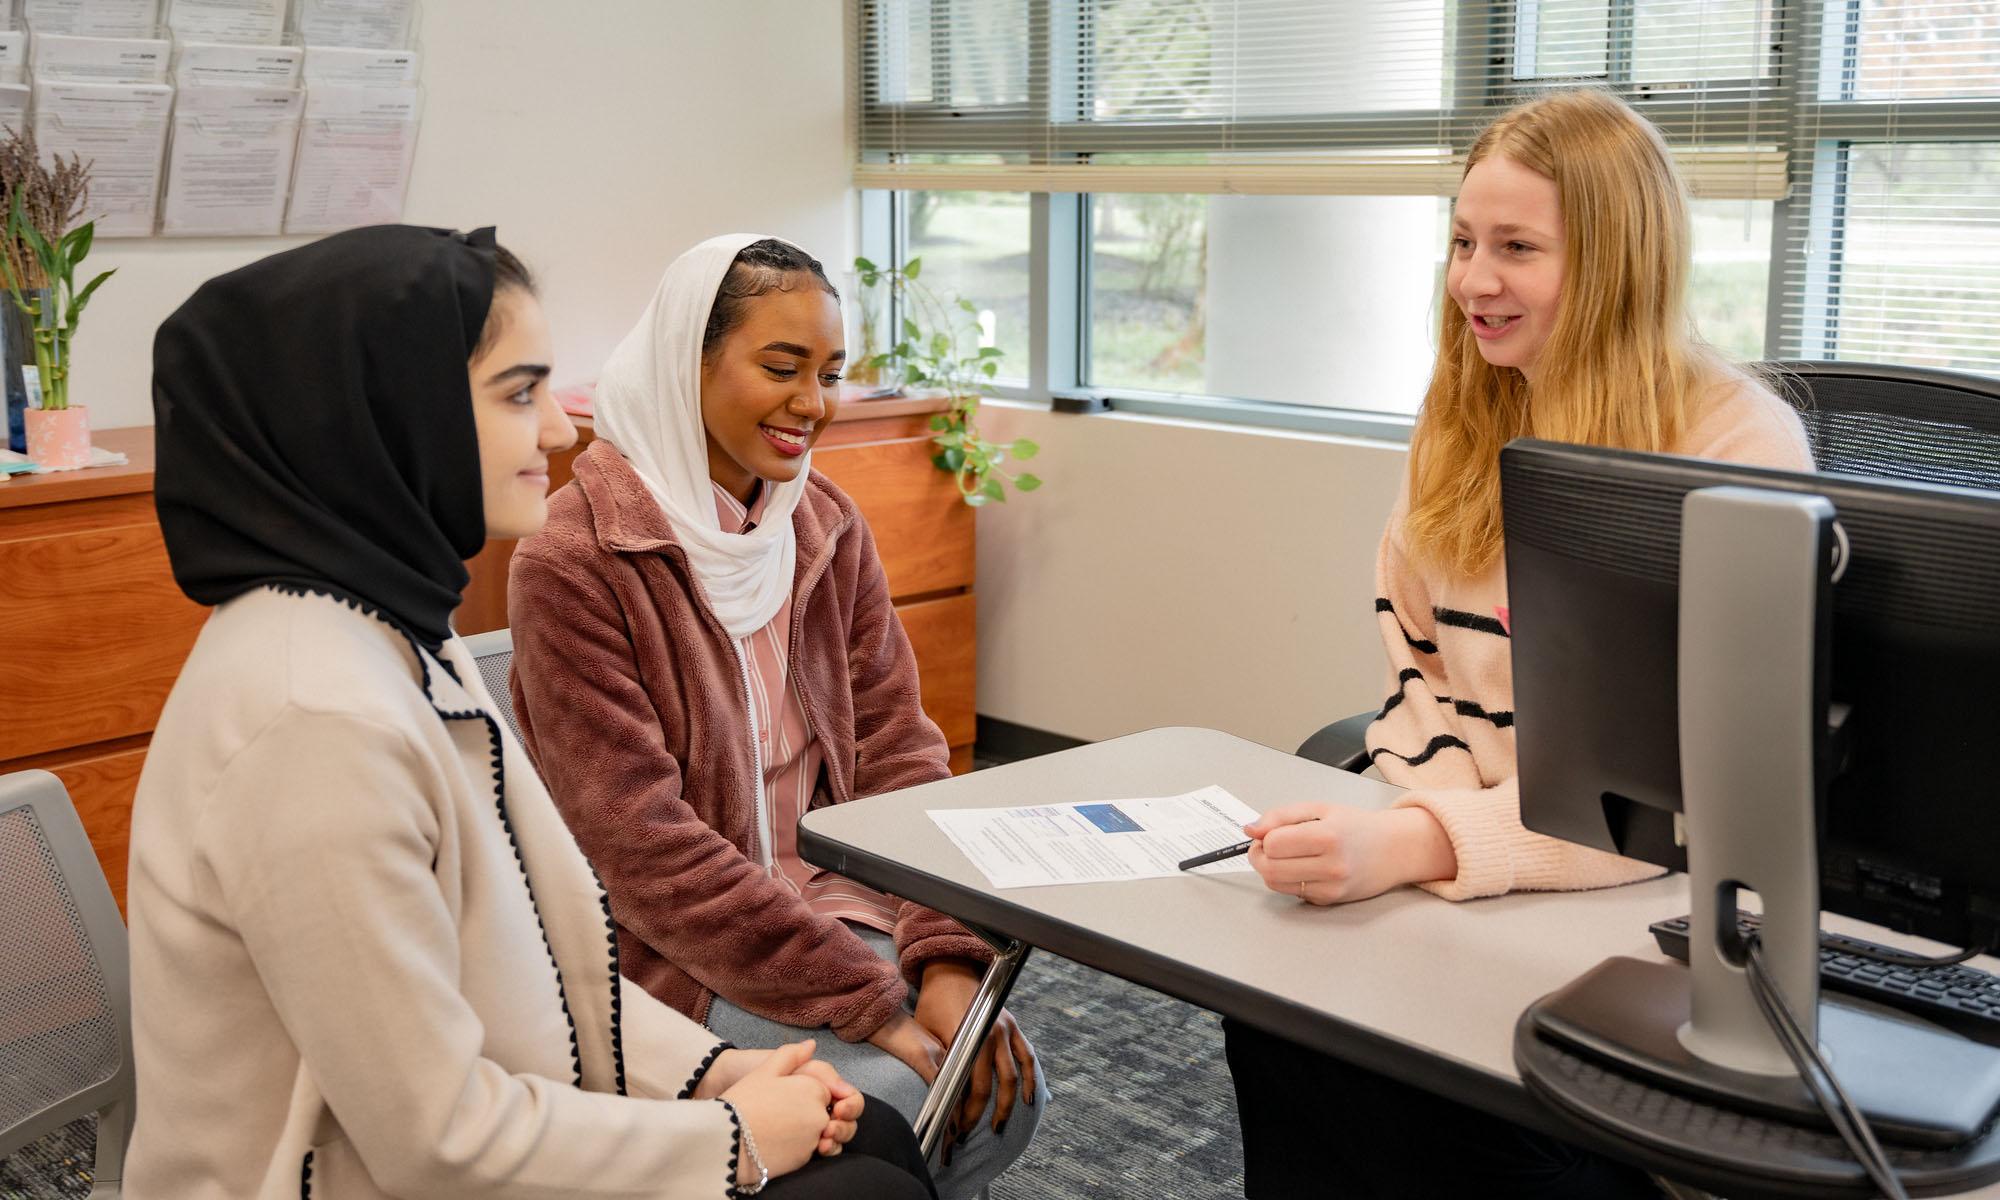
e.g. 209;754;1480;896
1177;839;1253;871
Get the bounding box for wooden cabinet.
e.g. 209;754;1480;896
456;400;977;773
0;428;208;912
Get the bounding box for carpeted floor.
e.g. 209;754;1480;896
990;949;1246;1198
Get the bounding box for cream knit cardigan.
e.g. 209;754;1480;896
127;588;741;1199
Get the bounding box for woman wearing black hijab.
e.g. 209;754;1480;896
127;225;936;1200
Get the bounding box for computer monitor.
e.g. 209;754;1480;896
1501;437;2000;1160
1503;438;2000;953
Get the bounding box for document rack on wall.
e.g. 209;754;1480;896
0;0;425;238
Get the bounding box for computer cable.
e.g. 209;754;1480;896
1830;936;1992;971
1745;933;1911;1200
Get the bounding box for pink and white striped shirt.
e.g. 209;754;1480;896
713;481;902;933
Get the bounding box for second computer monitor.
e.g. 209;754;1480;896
1500;438;2000;951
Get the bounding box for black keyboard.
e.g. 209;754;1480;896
1650;910;2000;1047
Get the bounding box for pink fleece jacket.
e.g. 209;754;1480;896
507;440;993;1042
1368;381;1815;900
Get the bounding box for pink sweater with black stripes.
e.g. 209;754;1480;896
1368;382;1815;900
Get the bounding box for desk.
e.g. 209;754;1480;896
799;726;2000;1197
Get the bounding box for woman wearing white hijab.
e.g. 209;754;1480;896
507;236;1043;1198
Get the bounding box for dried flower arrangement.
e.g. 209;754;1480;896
0;128;103;414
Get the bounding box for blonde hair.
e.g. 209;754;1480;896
1406;88;1741;577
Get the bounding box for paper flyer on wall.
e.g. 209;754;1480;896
283;83;418;234
927;785;1261;890
0;31;27;87
21;0;162;38
33;80;174;237
301;44;418;86
164;0;286;44
173;39;302;87
161;84;301;235
295;0;416;50
32;32;172;83
0;84;29;133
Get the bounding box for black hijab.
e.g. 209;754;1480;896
153;225;500;652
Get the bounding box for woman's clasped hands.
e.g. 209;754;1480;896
696;1040;863;1183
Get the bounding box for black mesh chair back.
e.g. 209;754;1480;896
1765;360;2000;491
0;769;132;1196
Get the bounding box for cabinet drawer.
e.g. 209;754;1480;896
896;592;976;750
0;508;207;761
19;737;151;915
814;437;975;601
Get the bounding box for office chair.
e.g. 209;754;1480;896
462;628;524;747
1294;358;2000;772
0;770;134;1198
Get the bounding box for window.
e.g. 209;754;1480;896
858;2;2000;431
901;192;1032;384
1088;194;1449;412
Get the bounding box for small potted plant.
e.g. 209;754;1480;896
0;132;101;469
854;255;1041;507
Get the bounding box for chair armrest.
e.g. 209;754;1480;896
1295;711;1375;774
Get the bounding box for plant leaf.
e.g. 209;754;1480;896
854;255;877;272
903;256;921;279
930;331;949;357
902;317;920;341
977;346;1003;358
959;298;976;312
1015;473;1043;492
928;414;948;431
69;267;115;318
981;478;1007;502
981;361;998;378
1009;438;1039;459
941;447;966;471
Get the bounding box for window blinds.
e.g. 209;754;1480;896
1772;0;2000;374
855;0;1788;198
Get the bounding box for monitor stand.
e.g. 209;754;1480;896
1519;486;2000;1149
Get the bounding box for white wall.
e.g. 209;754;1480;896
72;0;853;430
973;401;1410;753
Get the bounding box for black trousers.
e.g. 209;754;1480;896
1222;1018;1659;1199
762;1095;938;1199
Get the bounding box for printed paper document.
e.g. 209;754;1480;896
928;785;1260;890
296;0;416;49
32;33;170;83
34;81;173;237
301;44;418;86
161;84;302;235
283;83;418;234
174;41;303;87
22;0;160;37
165;0;286;44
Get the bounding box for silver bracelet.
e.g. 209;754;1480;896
736;1117;769;1196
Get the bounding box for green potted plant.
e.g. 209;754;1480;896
0;131;101;469
853;255;1041;507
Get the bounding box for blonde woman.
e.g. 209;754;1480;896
1224;90;1812;1197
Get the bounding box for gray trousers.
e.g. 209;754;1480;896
705;925;1043;1200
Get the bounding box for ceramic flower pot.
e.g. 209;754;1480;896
25;404;89;468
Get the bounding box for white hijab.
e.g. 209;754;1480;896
593;233;811;638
